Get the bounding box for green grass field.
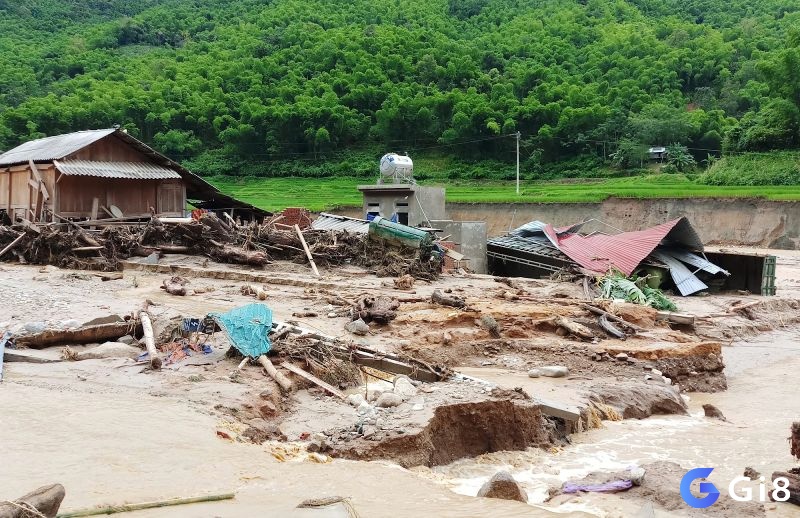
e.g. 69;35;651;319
208;175;800;212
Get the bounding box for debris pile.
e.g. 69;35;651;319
488;217;732;299
0;211;442;279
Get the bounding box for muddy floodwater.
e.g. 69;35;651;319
3;329;799;517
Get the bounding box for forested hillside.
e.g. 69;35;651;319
0;0;799;179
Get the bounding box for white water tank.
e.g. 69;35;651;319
379;153;413;181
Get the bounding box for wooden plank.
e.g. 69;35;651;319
28;178;39;190
294;224;320;277
444;248;465;261
28;160;42;183
90;197;99;230
281;361;346;399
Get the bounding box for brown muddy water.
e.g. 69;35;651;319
2;331;799;517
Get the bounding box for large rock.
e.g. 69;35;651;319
375;392;403;408
393;376;418;400
539;365;569;378
477;471;528;503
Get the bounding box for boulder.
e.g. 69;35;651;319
344;318;370;336
393;376;418;400
375;392;403;408
539;365;569;378
347;393;366;407
527;369;541;378
477;471;528;503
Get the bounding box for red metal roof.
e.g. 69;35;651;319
542;218;690;276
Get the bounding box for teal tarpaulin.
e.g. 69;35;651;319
211;303;273;357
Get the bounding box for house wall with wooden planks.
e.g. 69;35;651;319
1;164;56;221
56;176;183;217
70;134;154;162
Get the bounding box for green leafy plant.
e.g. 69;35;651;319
599;271;677;311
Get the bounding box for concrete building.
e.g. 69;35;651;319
357;184;445;227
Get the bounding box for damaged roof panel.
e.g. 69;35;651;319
312;212;370;234
541;217;702;276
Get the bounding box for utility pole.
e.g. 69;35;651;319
515;131;521;195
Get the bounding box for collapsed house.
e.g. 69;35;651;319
488;217;777;296
0;128;268;223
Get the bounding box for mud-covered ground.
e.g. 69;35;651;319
2;248;800;516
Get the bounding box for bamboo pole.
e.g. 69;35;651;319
56;492;235;517
0;233;25;258
294;224;320;277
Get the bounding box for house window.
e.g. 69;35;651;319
367;202;380;220
394;201;409;224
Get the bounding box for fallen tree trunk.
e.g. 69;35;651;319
0;483;65;518
139;311;162;370
210;246;268;266
15;321;140;349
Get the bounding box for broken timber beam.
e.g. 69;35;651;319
295;224;320;277
281;361;346;399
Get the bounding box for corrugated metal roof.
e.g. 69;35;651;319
488;234;569;260
311;212;369;234
541;218;700;276
0;129;115;166
55;160;182;180
651;250;709;295
659;248;729;276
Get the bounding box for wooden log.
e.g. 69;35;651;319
791;422;800;460
294;224;320;277
15;321;140;349
51;213;100;246
55;492;235;518
211;246;268;266
257;355;293;392
581;304;645;332
281;361;346;399
139;312;162;370
655;311;695;326
0;232;25;259
431;289;466;308
71;246;104;253
771;472;800;506
0;483;65;518
554;315;595;340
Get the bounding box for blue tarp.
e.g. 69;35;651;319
210;303;273;357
